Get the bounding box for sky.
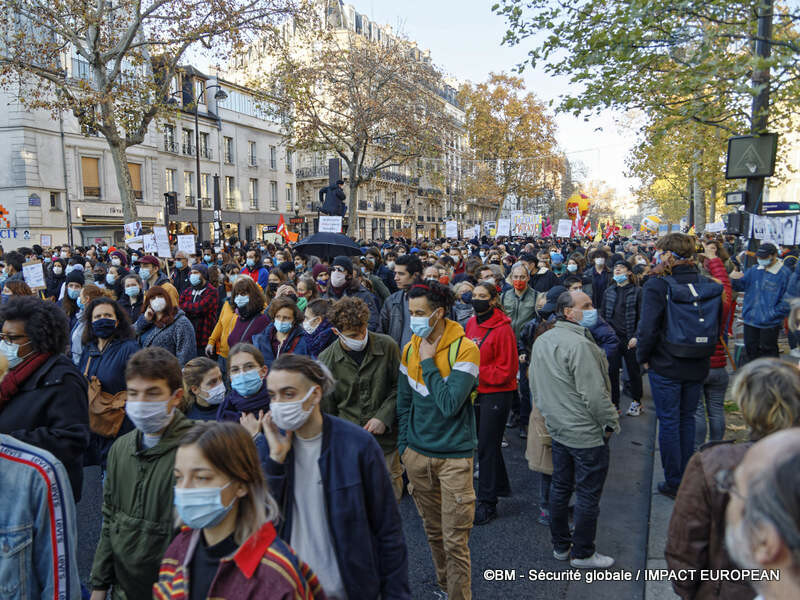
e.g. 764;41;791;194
362;0;639;196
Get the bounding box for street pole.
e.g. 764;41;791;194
745;0;773;264
195;96;203;245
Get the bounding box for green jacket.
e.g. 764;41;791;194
501;287;539;338
530;320;620;449
319;331;400;454
90;411;195;599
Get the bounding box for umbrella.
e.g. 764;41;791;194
293;232;363;259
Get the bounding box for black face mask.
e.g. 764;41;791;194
268;282;279;292
471;298;491;314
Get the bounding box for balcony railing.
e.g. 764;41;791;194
164;139;178;153
185;195;195;207
225;198;236;210
250;198;258;209
249;156;258;167
295;164;421;187
201;197;212;208
224;151;234;164
358;201;368;211
417;215;424;222
182;143;196;156
199;147;213;160
374;202;386;212
391;204;402;213
84;186;101;197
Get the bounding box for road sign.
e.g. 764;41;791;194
763;202;800;214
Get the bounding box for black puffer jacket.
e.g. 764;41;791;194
0;354;89;501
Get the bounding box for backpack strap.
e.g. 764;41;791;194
448;337;462;368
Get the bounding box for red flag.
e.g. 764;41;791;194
582;219;592;237
276;214;292;244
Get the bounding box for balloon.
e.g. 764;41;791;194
566;192;591;218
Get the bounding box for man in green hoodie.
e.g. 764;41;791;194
90;347;195;600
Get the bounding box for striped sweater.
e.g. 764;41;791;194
397;318;480;458
0;434;81;600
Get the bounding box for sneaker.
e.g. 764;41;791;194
501;437;509;448
537;508;550;526
505;412;519;428
570;552;615;569
553;546;571;561
474;502;497;526
626;401;642;416
433;591;448;600
658;481;678;499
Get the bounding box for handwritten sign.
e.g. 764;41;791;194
319;216;342;233
22;260;45;290
152;226;171;258
177;234;196;255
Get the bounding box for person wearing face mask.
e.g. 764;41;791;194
367;247;397;294
311;264;330;295
135;286;196;366
252;297;311;369
217;343;270;422
265;266;288;304
137;254;169;291
170;250;193;294
359;256;391;304
452;281;475;328
182;358;227;422
2;250;25;285
600;260;643;413
295;275;319;312
303;298;336;357
154;421;326;600
464;283;519;526
59;269;85;331
179;263;220;358
583;249;612;308
78;298;140;467
88;347;195;600
117;273;144;322
225;277;270;350
398;282;480;600
550;251;567;277
729;242;791;361
0;296;90;503
321;256;380;331
241;248;270;290
45;257;67;301
258;354;409;600
530;289;620;569
319;297;404;500
107;249;129;295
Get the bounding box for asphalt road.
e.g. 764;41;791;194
76;397;656;599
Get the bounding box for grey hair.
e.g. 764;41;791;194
555;291;574;317
511;262;530;277
742;452;800;568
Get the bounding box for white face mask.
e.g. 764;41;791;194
594;257;606;266
111;258;121;267
302;317;320;335
125;400;174;434
330;271;347;288
201;382;226;406
271;385;318;431
386;261;395;269
338;331;368;352
150;297;167;313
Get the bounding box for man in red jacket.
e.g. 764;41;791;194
178;263;219;357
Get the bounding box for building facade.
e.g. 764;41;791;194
0;64;294;250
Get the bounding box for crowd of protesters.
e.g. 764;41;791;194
0;230;798;600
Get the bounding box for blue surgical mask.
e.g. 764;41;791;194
567;264;578;273
139;267;151;280
67;288;80;300
757;258;771;267
189;273;202;286
203;255;212;264
578;308;598;328
613;274;628;284
246;258;256;268
44;257;52;264
0;339;32;369
231;369;263;397
274;320;292;334
175;260;184;269
410;311;439;339
105;273;116;285
234;294;250;308
550;252;563;264
125;286;140;298
174;482;235;529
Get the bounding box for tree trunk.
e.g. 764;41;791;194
348;180;359;238
107;142;139;225
709;180;717;223
692;150;706;233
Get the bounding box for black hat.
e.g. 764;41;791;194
541;285;567;314
66;270;85;286
332;256;354;274
756;243;778;258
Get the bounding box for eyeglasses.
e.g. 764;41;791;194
332;266;348;273
0;333;29;343
714;469;744;500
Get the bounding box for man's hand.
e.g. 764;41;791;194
143;307;155;321
205;343;215;357
730;270;745;279
419;333;441;361
276;284;295;298
262;411;293;463
239;411;262;437
364;418;387;435
627;337;637;349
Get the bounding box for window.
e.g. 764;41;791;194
285;183;293;210
248;141;257;166
270;181;278;210
165;168;176;192
164;125;177;153
199;132;211;159
225;176;236;209
81;157;100;197
50;191;61;210
269;146;277;169
249;178;258;209
285;149;293;172
182;128;194;155
128;163;143;200
184;172;194;206
224;137;234;163
200;173;211;208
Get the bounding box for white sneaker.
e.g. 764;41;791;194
626;401;642;417
553;547;571;561
433;591;448;600
570;552;615;569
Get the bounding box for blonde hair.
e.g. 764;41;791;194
731;357;800;440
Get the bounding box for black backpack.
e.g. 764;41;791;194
661;275;723;358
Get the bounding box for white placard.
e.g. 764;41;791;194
142;233;157;254
177;234;196;255
705;221;725;233
445;221;458;238
319;216;342;233
496;218;511;237
22;260;45;290
556;219;573;238
152;226;172;258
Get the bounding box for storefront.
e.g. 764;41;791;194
174;208;284;245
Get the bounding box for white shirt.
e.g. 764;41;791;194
289;432;346;599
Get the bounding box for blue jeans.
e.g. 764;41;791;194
550;440;610;559
695;367;729;448
648;371;703;489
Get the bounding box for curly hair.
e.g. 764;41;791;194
81;297;135;346
328;297;370;332
731;357;800;440
407;281;455;312
0;296;69;354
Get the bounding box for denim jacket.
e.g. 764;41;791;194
0;434;81;600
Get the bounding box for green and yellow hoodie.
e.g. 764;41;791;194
397;318;480;459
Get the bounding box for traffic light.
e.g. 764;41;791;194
164;192;178;216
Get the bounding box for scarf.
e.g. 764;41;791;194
0;352;52;410
216;379;270;422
